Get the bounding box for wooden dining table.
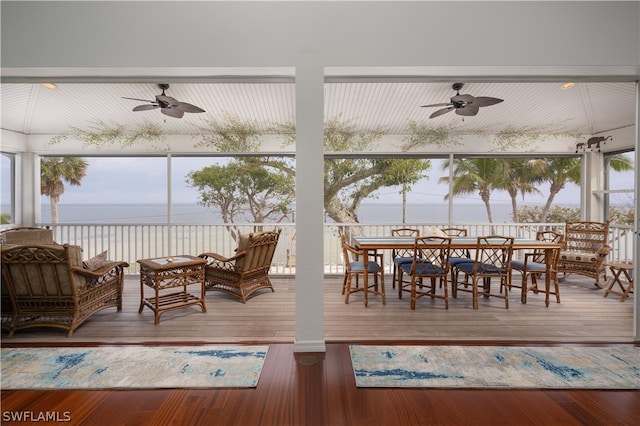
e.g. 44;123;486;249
354;236;562;308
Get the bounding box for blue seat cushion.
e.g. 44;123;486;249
511;260;546;272
400;262;445;275
456;261;505;274
350;261;382;272
393;256;414;265
449;257;474;266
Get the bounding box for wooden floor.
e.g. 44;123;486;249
2;274;634;344
2;275;638;425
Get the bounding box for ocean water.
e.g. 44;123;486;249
31;202;518;224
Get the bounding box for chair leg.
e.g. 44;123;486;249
410;276;417;310
503;276;509;309
344;274;352;304
553;276;561;303
451;269;458;298
392;264;397;289
517;272;528;304
472;277;479;310
432;277;449;309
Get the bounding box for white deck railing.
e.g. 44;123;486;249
42;222;635;275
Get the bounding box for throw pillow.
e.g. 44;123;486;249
83;250;109;271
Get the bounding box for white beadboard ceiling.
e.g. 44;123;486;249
1;80;636;138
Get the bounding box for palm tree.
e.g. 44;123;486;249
528;154;634;223
439;158;502;223
496;159;543;223
40;157;88;224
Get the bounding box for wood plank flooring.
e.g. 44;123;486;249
1;274;634;344
1;343;638;425
2;275;637;425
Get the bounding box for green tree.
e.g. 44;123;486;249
193;116;433;235
187;157;295;240
439;158;503;223
515;205;581;223
40;157;88;224
0;213;11;224
524;157;582;223
495;158;542;223
323;118;431;227
528;154;633;223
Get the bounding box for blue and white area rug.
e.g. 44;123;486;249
1;345;268;389
350;345;640;389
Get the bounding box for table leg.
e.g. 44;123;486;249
604;266;634;301
363;247;369;307
138;272;145;313
544;248;552;307
621;270;634;301
603;267;622;298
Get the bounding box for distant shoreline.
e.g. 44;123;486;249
19;202;586;225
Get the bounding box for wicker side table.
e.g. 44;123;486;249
137;255;207;324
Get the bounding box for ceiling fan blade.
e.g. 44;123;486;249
451;94;475;103
132;104;159;111
421;102;452;108
429;107;454;118
175;102;205;113
123;97;156;103
471;97;504;107
456;105;480;116
161;107;185;118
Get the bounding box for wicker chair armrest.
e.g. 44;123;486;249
523;252;536;266
597;245;611;256
200;251;247;268
343;244;362;259
71;261;129;278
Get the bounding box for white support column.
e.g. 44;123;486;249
19;152;39;226
293;63;326;353
633;81;639;343
581;151;605;222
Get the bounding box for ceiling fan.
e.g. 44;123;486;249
421;83;503;119
122;84;205;118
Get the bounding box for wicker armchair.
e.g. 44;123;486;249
198;229;281;303
558;221;611;286
1;232;128;337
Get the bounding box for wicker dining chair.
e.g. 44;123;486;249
398;236;452;310
339;231;385;306
510;230;564;304
390;227;420;290
441;227;473;289
452;236;514;309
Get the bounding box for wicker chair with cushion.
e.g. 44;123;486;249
0;228;129;337
198;229;281;303
441;227;473;288
390;227;419;290
399;236;452;310
452;236;514;310
339;230;385;307
558;221;611;286
510;230;564;304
